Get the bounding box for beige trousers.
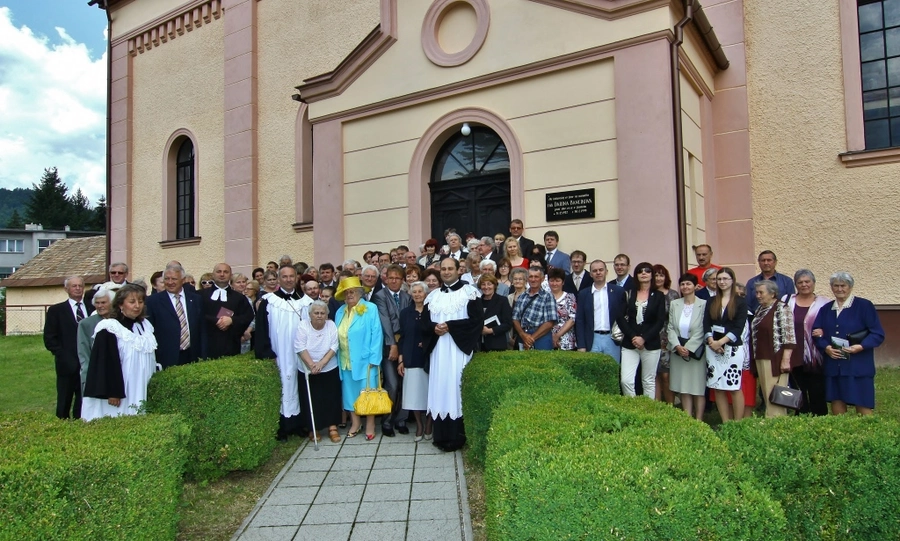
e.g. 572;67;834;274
756;360;789;418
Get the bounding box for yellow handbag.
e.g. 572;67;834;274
353;364;393;416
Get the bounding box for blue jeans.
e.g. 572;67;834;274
590;333;621;363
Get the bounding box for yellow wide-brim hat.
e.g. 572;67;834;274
334;276;371;301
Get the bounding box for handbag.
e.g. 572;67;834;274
353;364;393;416
848;329;869;346
769;381;803;410
677;336;704;360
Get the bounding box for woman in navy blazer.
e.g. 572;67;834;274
616;262;667;398
813;271;884;415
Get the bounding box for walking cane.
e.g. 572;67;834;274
302;361;319;451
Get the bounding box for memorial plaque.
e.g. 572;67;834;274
545;189;595;222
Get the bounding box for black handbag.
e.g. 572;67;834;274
848;329;869;346
769;383;803;410
677;336;704;360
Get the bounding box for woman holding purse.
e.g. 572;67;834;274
750;280;796;418
667;274;707;420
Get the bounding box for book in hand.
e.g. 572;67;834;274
831;336;850;359
484;315;500;328
217;307;235;319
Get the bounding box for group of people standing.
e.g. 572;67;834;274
43;221;885;452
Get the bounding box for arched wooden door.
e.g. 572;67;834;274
429;127;511;240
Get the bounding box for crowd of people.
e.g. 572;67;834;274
43;219;886;448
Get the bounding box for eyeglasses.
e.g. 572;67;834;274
200;280;214;286
109;271;125;275
637;268;652;274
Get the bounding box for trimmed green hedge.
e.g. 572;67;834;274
145;354;281;481
0;412;189;540
485;389;787;541
461;351;619;467
718;415;900;540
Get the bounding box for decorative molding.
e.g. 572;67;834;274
295;0;398;103
309;29;673;125
526;0;668;20
421;0;491;67
839;147;900;167
123;0;222;56
677;47;713;100
407;107;524;252
294;103;313;225
839;0;865;152
292;222;314;233
159;237;202;248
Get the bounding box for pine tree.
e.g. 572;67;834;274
6;209;23;229
68;188;93;230
92;195;108;232
25;167;71;229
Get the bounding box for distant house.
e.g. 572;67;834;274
0;224;102;280
0;236;107;335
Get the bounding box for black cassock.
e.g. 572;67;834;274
201;286;254;359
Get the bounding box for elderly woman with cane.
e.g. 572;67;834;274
295;300;342;444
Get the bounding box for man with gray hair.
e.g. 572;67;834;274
145;263;203;368
44;275;93;419
477;236;502;263
441;233;468;262
479;259;509;296
84;261;129;307
341;259;361;277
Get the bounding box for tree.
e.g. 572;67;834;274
68;188;93;231
92;196;108;232
25;167;71;229
6;209;23;229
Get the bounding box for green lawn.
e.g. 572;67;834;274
0;335;56;414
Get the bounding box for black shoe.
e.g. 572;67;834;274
396;424;409;435
276;433;288;442
382;426;396;437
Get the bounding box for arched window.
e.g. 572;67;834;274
176;139;195;239
432;127;510;182
429;126;511;241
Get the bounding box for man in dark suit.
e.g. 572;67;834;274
145;263;202;369
563;250;591;294
360;265;383;301
440;233;468;262
575;260;626;363
509;219;534;259
474;236;502;264
44;275;94;419
608;253;637;295
201;263;254;359
543;230;571;273
372;264;412;436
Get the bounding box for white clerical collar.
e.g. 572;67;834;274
211;286;228;302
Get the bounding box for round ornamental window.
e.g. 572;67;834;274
421;0;490;67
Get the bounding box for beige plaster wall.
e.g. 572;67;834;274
256;0;379;266
5;287;65;335
129;18;226;281
745;1;900;303
110;0;189;38
310;0;668;119
341;60;618;262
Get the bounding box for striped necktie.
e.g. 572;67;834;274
75;302;85;322
175;294;190;351
393;291;400;310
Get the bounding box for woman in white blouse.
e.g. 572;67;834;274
666;274;708;420
294;300;342;443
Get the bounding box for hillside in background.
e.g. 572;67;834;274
0;188;33;228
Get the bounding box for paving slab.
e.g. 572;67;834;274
232;428;471;541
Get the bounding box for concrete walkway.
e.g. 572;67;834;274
232;428;473;541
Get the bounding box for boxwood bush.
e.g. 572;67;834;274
144;354;281;481
461;351;619;466
485;389;787;541
0;412;189;540
718;415;900;540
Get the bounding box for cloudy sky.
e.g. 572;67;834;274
0;1;108;204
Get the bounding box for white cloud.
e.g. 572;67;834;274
0;7;107;204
